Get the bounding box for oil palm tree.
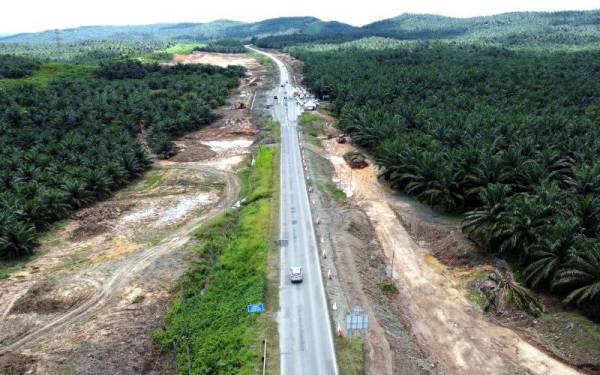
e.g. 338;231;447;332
567;163;600;195
462;183;511;247
568;195;600;238
61;178;92;209
495;193;554;256
553;244;600;307
0;217;38;259
523;218;582;288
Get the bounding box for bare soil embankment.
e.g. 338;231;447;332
320;136;582;374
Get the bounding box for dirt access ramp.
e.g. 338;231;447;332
0;52;264;374
321;137;581;375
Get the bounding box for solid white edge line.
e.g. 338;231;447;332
247;46;339;375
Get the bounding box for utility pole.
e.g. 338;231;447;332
172;341;179;374
349;167;353;195
180;279;192;375
185;339;192;375
262;339;268;375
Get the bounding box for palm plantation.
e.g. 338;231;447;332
293;42;600;316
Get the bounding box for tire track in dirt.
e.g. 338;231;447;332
0;165;240;355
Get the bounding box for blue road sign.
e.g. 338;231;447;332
247;303;265;313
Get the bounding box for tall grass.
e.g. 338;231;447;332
153;146;276;374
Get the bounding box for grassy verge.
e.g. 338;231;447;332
335;336;365;375
299;112;326;147
0;258;29;280
247;49;275;71
153;146;277;374
252;112;282;371
303;147;346;204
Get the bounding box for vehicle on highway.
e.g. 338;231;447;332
290;267;303;283
281;84;285;87
274;95;278;99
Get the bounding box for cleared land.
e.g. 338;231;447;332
0;52;266;374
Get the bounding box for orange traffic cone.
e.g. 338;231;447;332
337;324;344;337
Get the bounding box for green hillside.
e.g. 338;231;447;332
3;10;600;49
0;17;357;44
362;11;600;45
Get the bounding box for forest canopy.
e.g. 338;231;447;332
0;58;244;259
292;41;600;316
0;54;41;78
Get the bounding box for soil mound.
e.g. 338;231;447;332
343;151;368;169
11;279;95;315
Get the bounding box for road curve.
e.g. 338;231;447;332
247;47;338;375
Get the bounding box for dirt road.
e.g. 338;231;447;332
321;138;581;375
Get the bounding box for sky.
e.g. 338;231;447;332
1;0;599;34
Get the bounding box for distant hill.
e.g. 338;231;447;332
361;10;600;44
0;17;358;43
2;10;600;45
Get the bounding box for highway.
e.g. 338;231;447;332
248;47;338;375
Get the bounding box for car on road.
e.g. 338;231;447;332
290;267;303;283
274;95;278;99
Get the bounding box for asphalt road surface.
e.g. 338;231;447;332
248;47;338;375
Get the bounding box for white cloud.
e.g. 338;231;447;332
1;0;599;34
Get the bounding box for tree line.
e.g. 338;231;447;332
0;54;41;78
0;58;244;259
292;41;600;317
193;40;247;54
0;40;173;63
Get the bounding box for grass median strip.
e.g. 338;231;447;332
153;146;276;374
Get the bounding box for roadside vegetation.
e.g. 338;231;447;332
247;49;274;71
153;146;276;374
298;111;325;146
291;40;600;318
334;336;365;375
0;55;244;260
